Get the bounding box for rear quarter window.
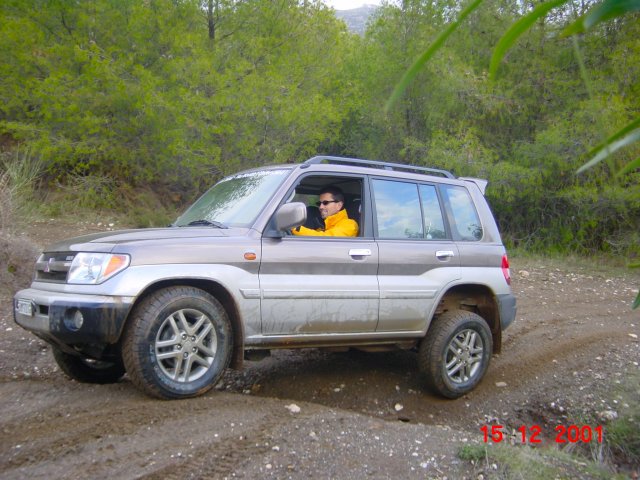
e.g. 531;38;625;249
441;184;483;241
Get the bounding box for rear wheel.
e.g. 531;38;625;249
419;310;493;399
122;286;232;399
52;347;125;384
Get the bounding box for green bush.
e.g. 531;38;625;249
0;148;44;232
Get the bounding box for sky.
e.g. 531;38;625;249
323;0;382;10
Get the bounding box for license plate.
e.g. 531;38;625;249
16;299;34;316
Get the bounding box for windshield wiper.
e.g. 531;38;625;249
185;219;228;229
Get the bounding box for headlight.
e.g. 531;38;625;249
68;253;130;284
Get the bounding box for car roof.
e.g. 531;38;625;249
233;156;487;193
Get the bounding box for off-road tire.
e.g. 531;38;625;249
122;286;232;399
419;310;492;399
52;347;125;384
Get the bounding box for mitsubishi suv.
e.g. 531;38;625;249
14;156;516;399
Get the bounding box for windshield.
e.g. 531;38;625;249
174;169;290;228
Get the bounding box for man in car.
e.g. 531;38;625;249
292;186;358;237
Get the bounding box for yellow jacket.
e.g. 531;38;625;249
292;208;358;237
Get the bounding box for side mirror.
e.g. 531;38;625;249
275;202;307;231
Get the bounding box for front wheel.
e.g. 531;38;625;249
419;310;493;399
52;347;125;384
122;286;232;399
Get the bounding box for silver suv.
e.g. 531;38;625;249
14;156;516;399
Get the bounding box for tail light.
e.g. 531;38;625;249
501;255;511;285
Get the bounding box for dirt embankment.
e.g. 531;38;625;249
0;222;638;479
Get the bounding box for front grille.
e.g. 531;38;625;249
34;252;76;283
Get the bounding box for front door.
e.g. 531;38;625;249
259;236;379;335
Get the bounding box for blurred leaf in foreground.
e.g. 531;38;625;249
563;0;640;36
384;0;484;112
489;0;569;80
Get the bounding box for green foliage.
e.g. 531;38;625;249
578;116;640;174
389;0;640;177
0;0;350;195
489;0;568;80
384;0;485;112
0;0;638;279
563;0;640;36
0;148;44;231
607;409;640;467
378;0;638;306
57;175;119;211
457;443;621;479
458;444;488;462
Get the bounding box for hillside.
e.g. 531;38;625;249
334;4;378;34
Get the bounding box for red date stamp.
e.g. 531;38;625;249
481;425;603;444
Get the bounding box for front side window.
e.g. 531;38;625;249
441;184;483;241
174;169;290;228
288;175;363;236
372;179;423;239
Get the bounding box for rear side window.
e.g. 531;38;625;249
372;179;448;240
441;184;483;241
372;179;423;239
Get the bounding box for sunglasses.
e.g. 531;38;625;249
316;200;339;207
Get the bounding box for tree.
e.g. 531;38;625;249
383;0;639;307
0;0;352;198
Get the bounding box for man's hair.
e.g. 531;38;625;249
320;186;345;204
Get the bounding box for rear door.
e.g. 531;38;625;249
372;178;461;332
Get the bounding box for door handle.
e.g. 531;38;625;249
436;250;455;259
349;249;372;257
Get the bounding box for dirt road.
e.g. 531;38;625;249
1;223;638;478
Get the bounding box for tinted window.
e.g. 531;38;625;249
419;185;446;240
441;184;482;241
373;180;423;239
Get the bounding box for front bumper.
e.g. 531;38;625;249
13;288;135;346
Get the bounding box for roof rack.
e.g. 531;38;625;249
303;156;455;179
